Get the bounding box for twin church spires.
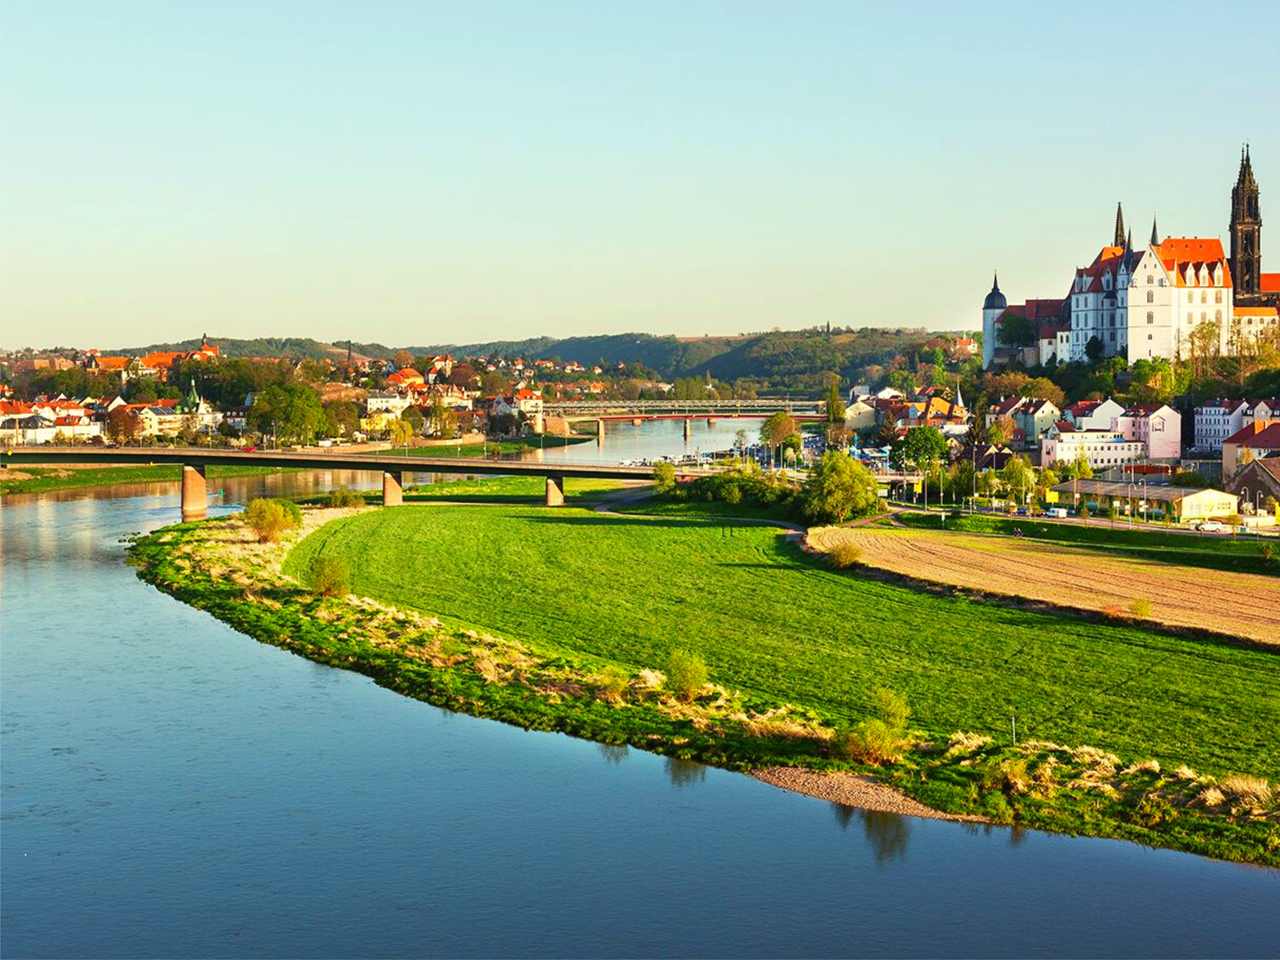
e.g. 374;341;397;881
1112;202;1160;254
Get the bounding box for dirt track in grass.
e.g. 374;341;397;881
807;526;1280;646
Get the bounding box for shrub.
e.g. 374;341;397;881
831;688;911;766
1219;774;1274;809
1077;505;1091;519
826;541;863;569
326;486;364;508
665;649;708;702
309;557;350;597
244;498;302;543
1261;543;1275;564
652;461;676;496
1129;598;1152;619
598;665;630;702
1127;790;1174;828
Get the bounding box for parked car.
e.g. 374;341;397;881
1047;507;1068;519
1194;520;1226;532
243;445;257;452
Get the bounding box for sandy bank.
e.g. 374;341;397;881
752;766;987;822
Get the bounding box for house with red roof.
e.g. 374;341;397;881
1223;420;1280;478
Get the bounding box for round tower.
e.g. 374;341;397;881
982;272;1007;369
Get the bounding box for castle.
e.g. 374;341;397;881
983;149;1280;369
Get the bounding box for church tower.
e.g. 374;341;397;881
1113;202;1126;247
1231;146;1262;298
982;272;1007;369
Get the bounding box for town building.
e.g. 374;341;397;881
1064;398;1125;431
1222;420;1280;477
1040;423;1144;471
1112;404;1181;460
1194;398;1250;452
1223;459;1280;514
1050;479;1238;522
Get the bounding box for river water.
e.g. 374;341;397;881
3;428;1279;958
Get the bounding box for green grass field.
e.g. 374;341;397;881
285;504;1280;780
0;463;285;496
897;512;1277;576
361;434;593;459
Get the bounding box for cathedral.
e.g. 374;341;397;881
983;150;1280;369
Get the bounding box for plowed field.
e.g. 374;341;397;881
808;526;1280;645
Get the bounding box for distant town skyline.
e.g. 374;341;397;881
2;0;1277;349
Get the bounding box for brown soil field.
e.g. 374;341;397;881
807;526;1280;646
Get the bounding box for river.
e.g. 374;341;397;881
3;425;1279;958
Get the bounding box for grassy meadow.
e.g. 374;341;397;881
0;463;285;496
284;503;1280;781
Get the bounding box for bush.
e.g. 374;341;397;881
830;688;911;766
1261;543;1275;564
827;541;863;569
652;461;676;496
244;498;302;543
598;665;630;702
326;486;364;508
1129;598;1153;619
665;648;708;702
309;557;350;597
1077;505;1091;519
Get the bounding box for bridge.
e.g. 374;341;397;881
543;399;823;417
2;446;709;518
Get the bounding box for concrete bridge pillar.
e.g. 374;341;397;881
181;464;207;520
683;418;692;440
545;474;566;507
383;471;404;506
707;417;717;427
596;419;605;440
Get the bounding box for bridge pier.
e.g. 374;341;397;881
181;464;207;520
383;471;404;506
545;474;566;507
596;419;605;441
683;419;692;440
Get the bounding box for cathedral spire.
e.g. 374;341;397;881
1113;202;1126;247
1150;215;1159;247
1231;144;1262;297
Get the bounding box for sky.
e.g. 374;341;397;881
2;0;1278;350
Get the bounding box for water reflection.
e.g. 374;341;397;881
664;757;708;789
831;804;913;865
597;743;629;765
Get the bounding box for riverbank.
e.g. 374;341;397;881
0;463;289;496
129;494;1280;866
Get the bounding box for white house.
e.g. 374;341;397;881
1194;398;1249;452
1041;423;1144;471
1063;398;1125;431
365;390;410;416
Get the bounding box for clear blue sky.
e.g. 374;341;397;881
2;0;1277;349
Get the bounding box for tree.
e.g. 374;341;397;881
324;400;359;438
1019;377;1066;409
243;498;301;543
248;384;327;445
760;412;797;448
733;428;749;457
665;649;708;702
426;396;457;438
826;374;846;423
800;452;878;524
1000;455;1036;503
401;405;425;433
652;461;676;495
988;414;1015;447
393;349;415;369
997;313;1035;346
1085;336;1105;361
1066;452;1093;480
890;426;947;471
105;406;140;444
387;418;414;446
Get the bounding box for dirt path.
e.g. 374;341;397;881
808;526;1280;645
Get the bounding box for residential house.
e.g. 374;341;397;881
1193;398;1249;452
1223;459;1280;514
365;390;411;416
1063;398;1125;431
1222;420;1280;477
1041;423;1144;471
1112;404;1181;460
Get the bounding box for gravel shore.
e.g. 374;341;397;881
752;766;987;822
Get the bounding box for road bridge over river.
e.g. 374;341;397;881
543;399;823;417
4;446;924;520
2;446;700;518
